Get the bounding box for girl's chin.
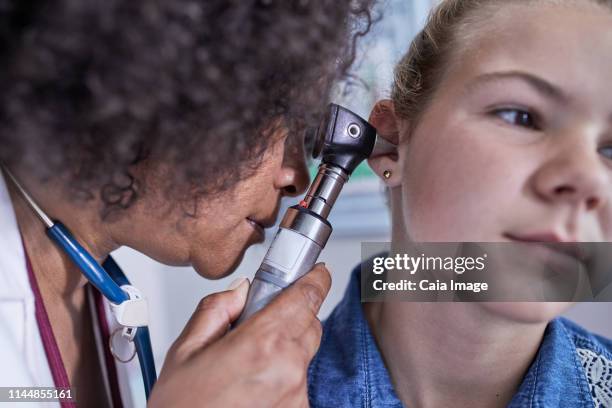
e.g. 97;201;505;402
481;302;573;324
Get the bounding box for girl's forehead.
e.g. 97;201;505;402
447;3;612;99
459;2;612;61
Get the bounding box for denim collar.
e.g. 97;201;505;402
308;264;603;408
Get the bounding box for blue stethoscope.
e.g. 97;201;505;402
3;168;157;400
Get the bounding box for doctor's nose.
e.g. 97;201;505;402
276;159;310;197
531;144;609;212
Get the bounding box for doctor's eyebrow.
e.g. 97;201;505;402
465;70;568;103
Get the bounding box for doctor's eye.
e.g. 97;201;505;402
491;108;540;131
598;146;612;160
303;126;317;158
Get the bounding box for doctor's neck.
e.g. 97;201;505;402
6;169;120;300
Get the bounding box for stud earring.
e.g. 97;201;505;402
383;170;392;179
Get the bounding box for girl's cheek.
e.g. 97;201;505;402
401;125;526;242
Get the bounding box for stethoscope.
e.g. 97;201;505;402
2;168;157;401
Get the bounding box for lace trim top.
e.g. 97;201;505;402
577;348;612;407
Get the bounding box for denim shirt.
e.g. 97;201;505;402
308;264;612;408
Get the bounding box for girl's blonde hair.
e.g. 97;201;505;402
391;0;612;126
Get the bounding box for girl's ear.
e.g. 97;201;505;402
368;99;402;188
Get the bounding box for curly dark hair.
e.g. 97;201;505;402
0;0;376;217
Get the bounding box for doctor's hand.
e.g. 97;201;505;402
148;263;331;408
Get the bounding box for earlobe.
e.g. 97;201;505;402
367;99;403;188
368;154;402;187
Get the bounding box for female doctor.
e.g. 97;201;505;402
0;1;374;407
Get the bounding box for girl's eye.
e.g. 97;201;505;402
492;108;539;130
598;146;612;160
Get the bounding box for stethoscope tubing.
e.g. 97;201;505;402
49;223;157;399
47;223;128;304
2;166;157;400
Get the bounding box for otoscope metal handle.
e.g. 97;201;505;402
235;103;378;325
235;206;332;324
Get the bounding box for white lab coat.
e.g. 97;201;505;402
0;174;140;407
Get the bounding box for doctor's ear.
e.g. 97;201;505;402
368;99;402;188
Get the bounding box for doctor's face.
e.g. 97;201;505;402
393;2;612;320
119;125;310;279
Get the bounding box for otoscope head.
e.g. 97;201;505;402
312;104;377;175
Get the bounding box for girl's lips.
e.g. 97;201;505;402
503;232;589;263
504;231;566;243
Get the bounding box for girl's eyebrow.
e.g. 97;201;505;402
465;70;568;103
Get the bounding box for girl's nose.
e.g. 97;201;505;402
531;139;609;212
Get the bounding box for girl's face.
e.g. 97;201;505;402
373;2;612;321
401;2;612;244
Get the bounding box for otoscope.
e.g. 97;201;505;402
236;103;393;324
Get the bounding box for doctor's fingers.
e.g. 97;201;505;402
274;382;311;408
168;278;250;364
248;263;329;346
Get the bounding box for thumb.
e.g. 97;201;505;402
173;277;250;357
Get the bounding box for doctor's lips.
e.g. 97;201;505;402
503;231;591;264
247;216;276;237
